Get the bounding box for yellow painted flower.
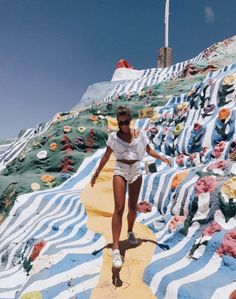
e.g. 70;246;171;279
32;140;40;148
177;103;188;111
49;143;58;151
77;126;86;133
41;175;55;183
222;74;235;86
138;107;154;119
151;114;159;122
139;90;146;97
173;123;183;136
218;108;230;120
221;177;236;198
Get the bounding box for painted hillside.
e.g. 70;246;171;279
0;35;236;299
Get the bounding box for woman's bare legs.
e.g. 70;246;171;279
127;175;142;232
112;175;126;250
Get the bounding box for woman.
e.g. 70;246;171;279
91;106;171;268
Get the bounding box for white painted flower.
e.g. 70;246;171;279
31;183;41;191
36;150;47;160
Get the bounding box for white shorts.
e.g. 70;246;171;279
113;161;142;184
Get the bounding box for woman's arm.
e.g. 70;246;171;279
91;146;113;187
146;144;171;166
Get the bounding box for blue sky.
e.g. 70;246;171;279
0;0;235;139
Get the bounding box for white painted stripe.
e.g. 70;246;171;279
20;257;102;295
56;229;95;248
165;253;222;299
211;281;236;299
151;223;200;263
150;252;196;294
54;275;99;299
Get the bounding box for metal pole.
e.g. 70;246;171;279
164;0;169;48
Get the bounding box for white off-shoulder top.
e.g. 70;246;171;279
106;130;149;160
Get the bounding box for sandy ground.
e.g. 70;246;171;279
80;154;157;299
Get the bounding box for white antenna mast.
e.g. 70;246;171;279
157;0;172;67
164;0;169;48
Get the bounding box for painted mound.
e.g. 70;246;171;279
0;35;236;298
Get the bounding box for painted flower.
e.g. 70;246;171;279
171;171;188;189
32;140;40;148
194;176;217;196
230;151;236;161
146;89;153;96
207;79;214;85
77;126;86;133
230;141;236;150
90;115;99;122
203;104;215;114
212;141;226;158
151;114;159;122
163;127;169;135
176;154;185;166
218;108;230;120
190;153;197;161
177;103;188;111
169;215;186;231
63;125;72;133
203;221;222;236
31;183;41;191
49;143;58;152
217;230;236;258
222;74;235;86
200;146;208;158
163;112;171;119
75;137;84;145
149;127;158;134
36;150;47;160
41;175;55;183
193;122;202;131
173;123;183;136
221;177;236;198
139;90;146;97
207;160;228;171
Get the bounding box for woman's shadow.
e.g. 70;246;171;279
92;237;169;289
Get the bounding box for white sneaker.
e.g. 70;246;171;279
112;249;123;268
127;231;138;245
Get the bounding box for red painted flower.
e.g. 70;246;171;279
217;229;236;258
194;176;217;196
193;122;202;131
203;221;222;236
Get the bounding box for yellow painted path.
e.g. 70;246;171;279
80;154;157;299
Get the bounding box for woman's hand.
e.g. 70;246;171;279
163;157;171;167
146;145;172;167
91;172;99;187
